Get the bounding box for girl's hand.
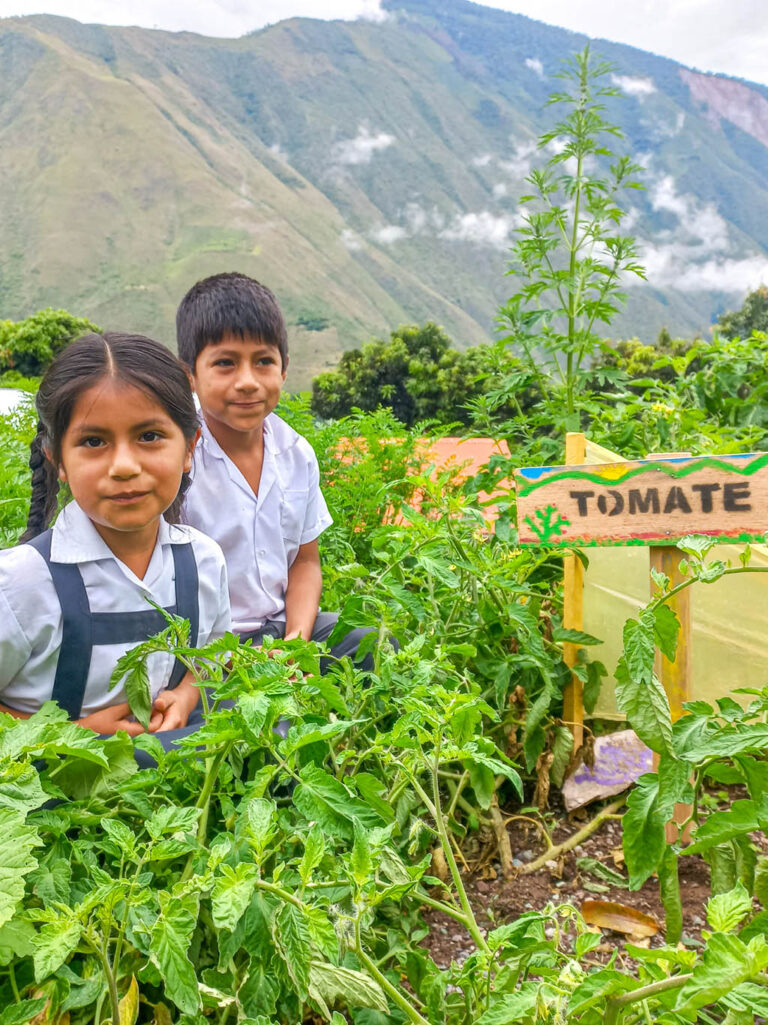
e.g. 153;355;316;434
149;679;199;732
78;703;145;736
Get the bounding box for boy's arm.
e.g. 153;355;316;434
283;540;322;641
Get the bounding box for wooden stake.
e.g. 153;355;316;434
562;432;586;747
649;546;692;723
647;452;693;840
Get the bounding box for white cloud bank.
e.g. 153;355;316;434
524;57;544;79
611;73;656;98
634;172;768;293
332;125;395;165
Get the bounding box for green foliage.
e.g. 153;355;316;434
0;400;36;548
0;309;99;377
497;44;645;419
717;285;768;341
311;323;520;428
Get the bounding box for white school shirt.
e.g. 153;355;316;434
0;501;231;716
180;414;332;634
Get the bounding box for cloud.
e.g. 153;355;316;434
499;138;538;179
649;174;729;253
525;56;544;79
471;153;494;168
371;224;408;244
630;169;768;293
492;183;507;197
332;125;395;165
611;74;656;98
439;210;521;248
340;228;363;251
354;0;389;21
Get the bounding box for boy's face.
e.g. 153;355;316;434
192;334;287;440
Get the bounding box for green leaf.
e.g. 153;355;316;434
0;916;36;966
685;800;764;855
475;986;538;1024
280;720;359;758
622;617;655;685
299;825;325;888
615;661;673;756
245;798;277;862
552;626;602;646
212;864;259;933
350;823;372;888
147;805;201;839
149;892;200;1014
122;658;152;731
708;882;753;933
0;808;41;927
307;962;388;1014
238;692;271;741
623;774;666;889
272;902;311;999
33;917;81;981
293;764;383;839
675;933;768;1013
649;603;679;662
0;760;46;813
0;1000;47;1025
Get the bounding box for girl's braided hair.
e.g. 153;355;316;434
18;332;199;543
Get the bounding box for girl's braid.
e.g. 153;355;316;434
18;422;59;543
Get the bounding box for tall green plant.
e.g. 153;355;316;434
498;45;645;421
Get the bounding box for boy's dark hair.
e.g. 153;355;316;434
19;332;199;543
176;272;288;371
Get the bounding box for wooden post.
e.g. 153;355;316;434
562;432;586;748
647;452;693;840
649;546;692;722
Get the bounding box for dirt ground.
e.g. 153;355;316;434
422;791;713;969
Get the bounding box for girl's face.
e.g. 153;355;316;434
56;378;196;553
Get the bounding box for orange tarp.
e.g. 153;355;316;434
336;436;511;524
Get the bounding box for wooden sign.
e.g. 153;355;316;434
514;452;768;546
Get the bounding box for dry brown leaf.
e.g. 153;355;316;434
430;845;450;883
611;847;625;867
581;899;659;938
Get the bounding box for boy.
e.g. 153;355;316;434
176;271;374;667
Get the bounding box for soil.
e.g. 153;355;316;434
421;791;714;969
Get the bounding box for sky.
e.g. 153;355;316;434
1;0;766;88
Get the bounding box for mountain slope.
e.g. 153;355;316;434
1;1;767;385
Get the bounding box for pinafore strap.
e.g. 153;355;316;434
26;530;199;719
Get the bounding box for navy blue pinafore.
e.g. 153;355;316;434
26;529;199;730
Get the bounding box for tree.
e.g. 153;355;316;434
311;322;518;427
497;45;645;423
0;308;100;377
716;285;768;340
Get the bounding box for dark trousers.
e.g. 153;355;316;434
238;612;378;673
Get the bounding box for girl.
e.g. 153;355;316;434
0;333;230;744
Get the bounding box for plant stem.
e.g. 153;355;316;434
604;973;692;1025
8;964;20;1002
353;920;431;1025
86;932;120;1025
180;741;234;882
429;737;491;953
519;794;626;874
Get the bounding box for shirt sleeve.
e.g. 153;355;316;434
0;554;39;692
211;554;231;641
299;451;333;546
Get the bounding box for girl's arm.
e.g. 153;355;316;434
0;702;31;720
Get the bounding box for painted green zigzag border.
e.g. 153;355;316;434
515;452;768;498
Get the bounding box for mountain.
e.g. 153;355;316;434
1;0;767;386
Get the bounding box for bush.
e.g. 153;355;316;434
0;308;99;377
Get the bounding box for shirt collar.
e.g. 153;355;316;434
199;416;274;458
49;501;173;565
